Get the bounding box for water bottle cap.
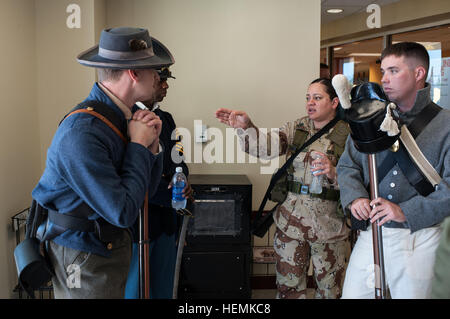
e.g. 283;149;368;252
176;167;183;173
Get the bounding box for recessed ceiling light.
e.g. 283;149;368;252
327;8;344;14
334;47;343;51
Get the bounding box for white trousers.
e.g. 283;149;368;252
342;225;441;299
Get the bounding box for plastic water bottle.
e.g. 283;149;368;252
309;153;323;194
172;167;187;210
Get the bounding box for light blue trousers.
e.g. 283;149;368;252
125;232;177;299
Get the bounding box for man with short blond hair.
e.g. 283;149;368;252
338;42;450;298
97;68;124;83
32;27;175;298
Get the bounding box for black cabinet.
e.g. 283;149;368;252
178;174;252;299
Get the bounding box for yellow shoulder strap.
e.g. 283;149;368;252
65;108;128;144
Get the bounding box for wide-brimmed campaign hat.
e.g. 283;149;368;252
77;27;174;69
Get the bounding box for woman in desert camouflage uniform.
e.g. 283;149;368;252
215;78;350;299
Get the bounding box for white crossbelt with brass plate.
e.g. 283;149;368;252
399;126;442;188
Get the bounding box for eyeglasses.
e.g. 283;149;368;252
157;67;175;80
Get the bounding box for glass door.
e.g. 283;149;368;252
393;24;450;109
331;37;384;86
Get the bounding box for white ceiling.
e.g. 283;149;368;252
321;0;401;24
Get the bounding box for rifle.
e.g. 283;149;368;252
333;78;395;299
139;192;150;299
367;154;387;299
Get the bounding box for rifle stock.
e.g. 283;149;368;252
139;192;150;299
368;154;387;299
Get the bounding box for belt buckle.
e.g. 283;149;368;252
300;185;309;195
95;219;120;243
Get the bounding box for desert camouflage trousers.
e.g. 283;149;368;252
274;228;350;299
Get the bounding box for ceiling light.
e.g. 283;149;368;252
334;47;343;51
327;8;343;14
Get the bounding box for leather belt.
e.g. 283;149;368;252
46;208;122;244
288;180;339;201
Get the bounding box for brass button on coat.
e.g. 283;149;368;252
107;243;113;250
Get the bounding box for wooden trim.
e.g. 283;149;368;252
321;13;450;48
327;46;334;75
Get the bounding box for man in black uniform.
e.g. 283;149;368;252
125;68;192;299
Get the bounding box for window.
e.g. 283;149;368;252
320;48;327;64
393;24;450;109
331;37;384;85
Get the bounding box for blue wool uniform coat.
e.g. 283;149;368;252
148;107;189;238
125;106;189;299
32;83;163;257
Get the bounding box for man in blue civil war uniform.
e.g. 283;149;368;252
32;27;173;299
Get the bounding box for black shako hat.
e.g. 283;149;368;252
345;82;400;154
77;27;174;69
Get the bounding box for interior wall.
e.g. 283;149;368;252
0;0;40;299
106;0;321;210
35;0;103;168
322;0;450;41
0;0;319;297
0;0;106;298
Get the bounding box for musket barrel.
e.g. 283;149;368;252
143;194;150;299
138;193;151;299
138;207;144;298
368;154;387;299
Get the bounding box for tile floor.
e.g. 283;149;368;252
251;289;315;299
